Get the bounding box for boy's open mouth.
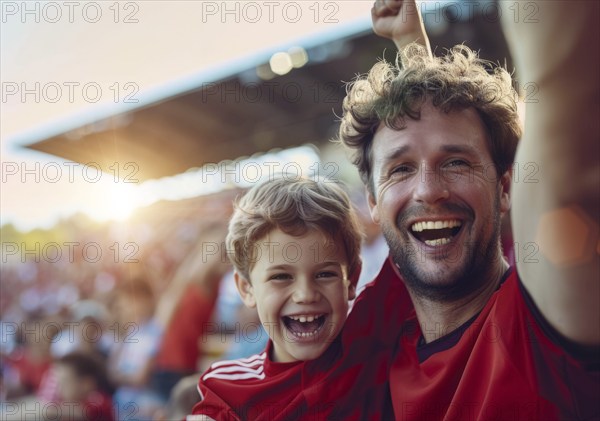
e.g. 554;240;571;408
410;219;462;246
282;314;327;338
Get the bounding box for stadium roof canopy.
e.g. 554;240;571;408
7;2;510;182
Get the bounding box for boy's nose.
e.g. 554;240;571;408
292;279;320;304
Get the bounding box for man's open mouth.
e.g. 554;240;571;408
282;314;327;338
410;219;462;246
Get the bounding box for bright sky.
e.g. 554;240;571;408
1;1;373;231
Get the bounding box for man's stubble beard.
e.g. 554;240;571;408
382;194;503;303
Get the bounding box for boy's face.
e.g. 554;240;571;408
236;229;357;363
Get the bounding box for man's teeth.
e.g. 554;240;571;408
424;238;451;246
411;220;461;232
287;314;322;323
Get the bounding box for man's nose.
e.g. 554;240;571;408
413;163;450;204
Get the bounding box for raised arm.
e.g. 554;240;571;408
502;1;600;345
371;0;432;55
155;223;230;328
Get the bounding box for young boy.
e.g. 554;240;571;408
190;176;368;420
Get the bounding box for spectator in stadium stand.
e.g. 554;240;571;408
50;300;111;359
150;223;232;403
47;351;115;421
334;0;600;418
3;317;57;397
107;277;164;420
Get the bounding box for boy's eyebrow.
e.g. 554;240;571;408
265;264;292;271
317;261;343;268
264;262;342;271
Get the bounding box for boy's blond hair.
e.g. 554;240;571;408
226;177;363;282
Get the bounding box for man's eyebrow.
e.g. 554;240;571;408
440;144;478;155
381;145;411;165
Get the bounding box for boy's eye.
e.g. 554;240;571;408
269;273;292;281
316;271;339;279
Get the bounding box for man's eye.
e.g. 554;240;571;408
390;165;412;175
447;159;469;168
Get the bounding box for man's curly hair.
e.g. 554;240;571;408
338;43;522;196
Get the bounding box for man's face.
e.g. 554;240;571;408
236;229;355;363
368;104;511;301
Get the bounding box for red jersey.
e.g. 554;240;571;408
191;260;410;420
81;391;115;421
384;261;599;420
155;284;218;372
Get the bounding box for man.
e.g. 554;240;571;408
339;0;599;419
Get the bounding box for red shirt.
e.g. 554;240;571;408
81;391;115;421
155;284;218;372
7;348;52;394
385;261;599;420
192;260;410;420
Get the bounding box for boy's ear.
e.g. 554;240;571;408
234;271;256;308
347;259;362;301
499;170;512;217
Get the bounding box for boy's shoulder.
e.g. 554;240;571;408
200;341;305;388
201;351;268;384
194;344;306;419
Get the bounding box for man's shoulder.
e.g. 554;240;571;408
488;266;531;319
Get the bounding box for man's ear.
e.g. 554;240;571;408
499;170;512;216
234;271;256;308
367;188;380;224
347;259;362;301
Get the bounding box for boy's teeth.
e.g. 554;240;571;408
411;220;461;232
289;314;320;323
284;314;326;338
424;238;451;246
298;330;319;337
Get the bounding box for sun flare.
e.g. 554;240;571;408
88;182;139;222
